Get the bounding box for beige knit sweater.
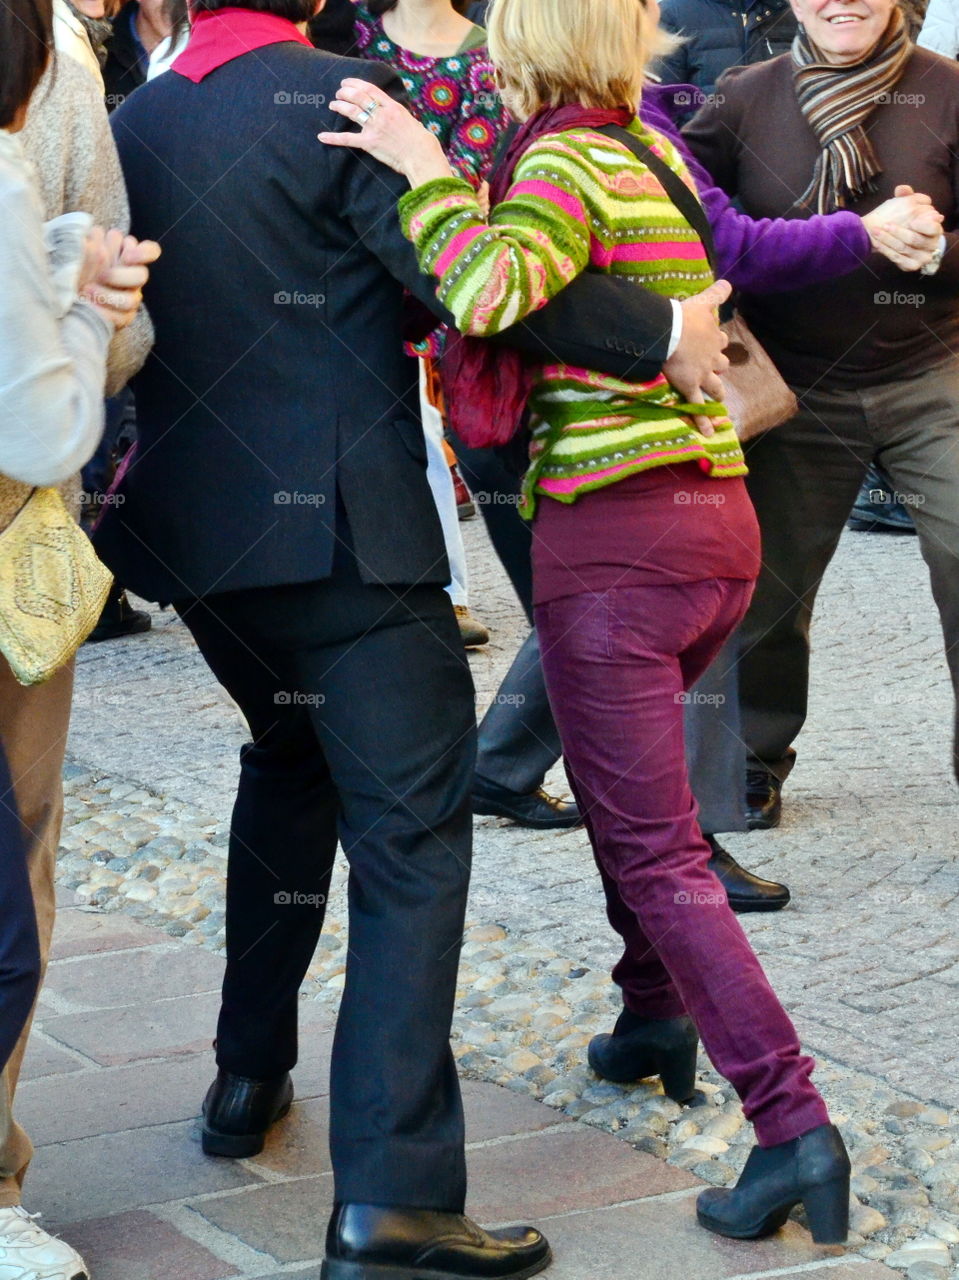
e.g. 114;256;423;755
1;54;153;532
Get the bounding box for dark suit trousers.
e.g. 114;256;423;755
453;437;747;831
738;359;959;785
175;551;475;1211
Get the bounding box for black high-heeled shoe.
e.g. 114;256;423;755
587;1009;699;1102
697;1123;850;1244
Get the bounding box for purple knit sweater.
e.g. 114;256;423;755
641;81;871;293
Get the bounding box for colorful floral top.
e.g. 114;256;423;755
399;121;747;517
352;2;508;188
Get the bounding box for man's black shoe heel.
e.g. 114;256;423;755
587;1012;698;1102
697;1123;850;1243
201;1069;294;1158
321;1259;552;1280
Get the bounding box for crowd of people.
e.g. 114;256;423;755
1;0;956;1277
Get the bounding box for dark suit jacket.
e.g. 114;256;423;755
101;43;673;601
102;48;461;600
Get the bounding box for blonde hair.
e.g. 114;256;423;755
486;0;673;118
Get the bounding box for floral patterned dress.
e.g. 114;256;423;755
351;2;509;188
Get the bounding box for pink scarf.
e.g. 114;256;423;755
172;7;312;83
441;103;633;448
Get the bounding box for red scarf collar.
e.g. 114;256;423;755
172;7;312;83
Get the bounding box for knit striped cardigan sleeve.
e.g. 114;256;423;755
398;134;594;337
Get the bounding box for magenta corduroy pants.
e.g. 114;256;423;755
535;575;830;1147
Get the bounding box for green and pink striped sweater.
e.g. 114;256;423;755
398;119;747;517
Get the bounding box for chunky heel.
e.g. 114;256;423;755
588;1012;698;1098
658;1048;698;1104
697;1124;850;1243
802;1176;850;1244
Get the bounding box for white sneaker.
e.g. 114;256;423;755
0;1206;88;1279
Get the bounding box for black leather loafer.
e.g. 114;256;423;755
706;837;790;913
472;781;582;830
201;1069;293;1158
698;1123;850;1243
588;1010;699;1102
745;768;783;831
321;1203;552;1280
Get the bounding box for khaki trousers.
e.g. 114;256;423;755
0;658;74;1205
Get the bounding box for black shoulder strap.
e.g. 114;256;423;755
597;123;717;275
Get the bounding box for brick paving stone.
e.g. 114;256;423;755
464;1128;698;1222
245;1098;333;1180
522;1199;883;1280
17;1053;222;1146
460;1079;568;1143
63;1210;239;1280
39;992;224;1065
29;1121;261;1227
19;1033;85;1082
50;908;172;960
191;1180;334;1265
42;944;225;1010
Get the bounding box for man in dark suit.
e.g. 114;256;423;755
99;0;732;1274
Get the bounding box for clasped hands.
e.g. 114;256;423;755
78;227;162;330
862;186;944;271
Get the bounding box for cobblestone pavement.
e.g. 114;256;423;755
54;516;959;1276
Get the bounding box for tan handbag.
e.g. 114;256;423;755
596;127;799;445
0;486;113;686
721;313;799;442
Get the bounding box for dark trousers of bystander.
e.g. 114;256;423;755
738;356;959;786
174;541;477;1212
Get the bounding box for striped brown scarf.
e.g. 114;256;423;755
792;8;912;213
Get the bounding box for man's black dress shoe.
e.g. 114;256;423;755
697;1123;850;1243
201;1069;293;1157
587;1009;699;1102
472;780;582;830
745;768;783;830
322;1203;552;1280
706;837;790;913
